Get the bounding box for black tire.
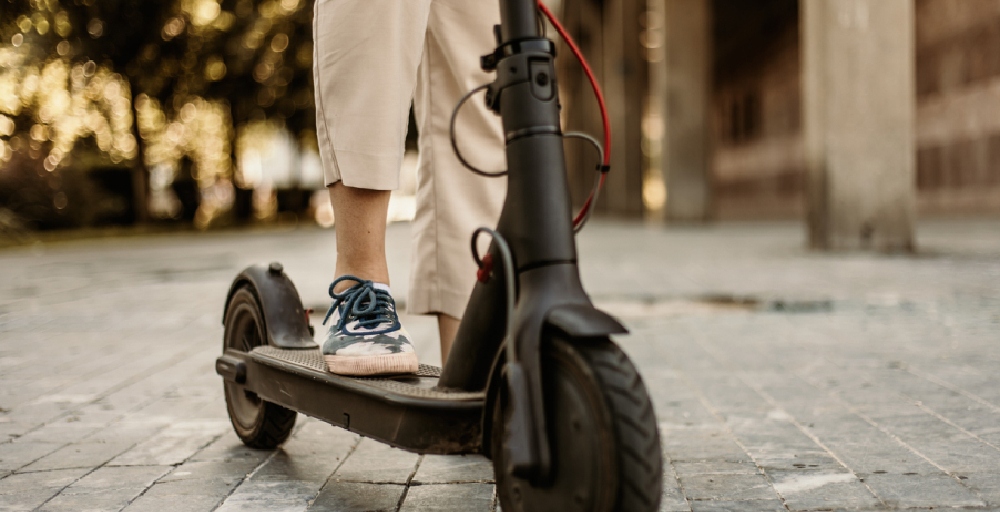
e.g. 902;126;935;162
492;337;662;512
223;286;296;449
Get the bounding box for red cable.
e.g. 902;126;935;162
536;0;610;227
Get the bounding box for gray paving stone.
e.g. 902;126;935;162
139;444;262;507
907;437;1000;474
689;499;785;512
660;473;690;512
124;492;225;512
309;481;405;512
673;461;759;477
37;465;172;511
153;460;260;492
770;472;881;511
412;454;494;484
817;437;937;475
399;483;494;512
0;441;61;471
958;473;1000;506
59;465;172;494
214;423;357;512
0;468;89;511
109;420;229;466
2;220;999;511
661;428;750;462
678;474;776;501
334;439;420;484
753;452;843;472
188;434;274;465
863;473;985;509
21;438;138;472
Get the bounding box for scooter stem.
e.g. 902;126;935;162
439;0;617;483
440;0;580;389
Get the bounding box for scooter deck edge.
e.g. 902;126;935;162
238;346;486;455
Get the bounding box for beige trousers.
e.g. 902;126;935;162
313;0;507;319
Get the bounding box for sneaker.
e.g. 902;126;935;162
321;275;418;376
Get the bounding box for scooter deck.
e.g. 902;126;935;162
236;346;486;455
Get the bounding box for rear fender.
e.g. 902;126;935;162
223;263;317;350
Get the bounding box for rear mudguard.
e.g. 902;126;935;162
223;263;317;350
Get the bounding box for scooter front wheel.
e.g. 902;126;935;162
222;286;296;449
491;337;663;512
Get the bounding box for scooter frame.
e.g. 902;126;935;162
217;0;630;485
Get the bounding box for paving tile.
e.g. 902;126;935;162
334;439;420;484
958;472;1000;506
661;428;750;462
0;468;90;511
679;474;776;501
3;221;1000;511
399;483;494;512
123;493;225;512
309;481;405;512
753;452;842;472
412;454;494;484
660;474;691;511
770;471;880;511
672;461;760;477
152;460;260;493
818;437;937;475
59;465;172;494
22;438;138;472
0;441;61;471
863;473;985;509
214;423;357;512
689;499;785;512
109;420;229;466
188;434;274;465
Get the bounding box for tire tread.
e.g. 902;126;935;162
577;339;663;512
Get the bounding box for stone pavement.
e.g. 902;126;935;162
0;219;998;511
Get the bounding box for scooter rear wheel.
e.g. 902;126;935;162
491;337;662;512
222;286;296;449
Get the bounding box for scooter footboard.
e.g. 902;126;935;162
230;346;485;455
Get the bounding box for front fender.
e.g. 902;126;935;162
480;302;626;458
545;303;628;337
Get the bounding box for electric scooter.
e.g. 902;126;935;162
215;0;663;509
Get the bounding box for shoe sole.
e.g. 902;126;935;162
324;352;419;376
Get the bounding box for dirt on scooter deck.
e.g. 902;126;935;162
219;345;485;454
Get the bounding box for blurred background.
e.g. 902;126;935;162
0;0;996;249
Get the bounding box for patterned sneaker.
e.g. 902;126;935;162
321;275;418;376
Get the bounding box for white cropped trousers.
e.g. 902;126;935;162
313;0;507;318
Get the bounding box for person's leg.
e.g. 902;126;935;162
437;314;460;363
313;0;432;191
410;0;506;364
313;0;432;375
327;184;390;293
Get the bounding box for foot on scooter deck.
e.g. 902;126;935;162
218;346;485;455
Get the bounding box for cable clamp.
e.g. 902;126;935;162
480;38;557;72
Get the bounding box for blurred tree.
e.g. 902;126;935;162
1;0;319;229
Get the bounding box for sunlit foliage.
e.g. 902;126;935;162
0;0;316;228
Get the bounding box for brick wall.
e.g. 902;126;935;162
709;0;1000;219
915;0;1000;214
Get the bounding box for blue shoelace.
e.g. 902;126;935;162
323;275;401;336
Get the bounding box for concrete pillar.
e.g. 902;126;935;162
801;0;916;251
655;0;712;222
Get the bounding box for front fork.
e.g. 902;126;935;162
439;0;625;483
